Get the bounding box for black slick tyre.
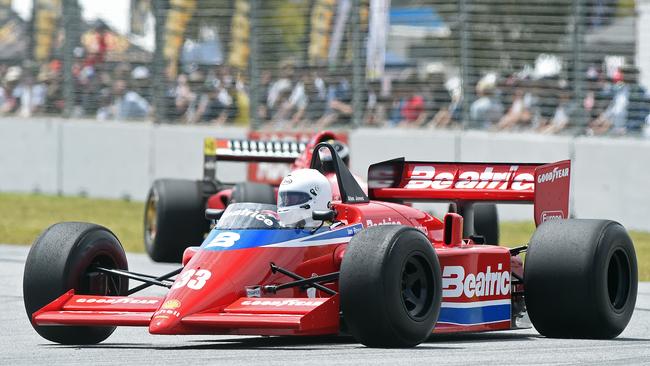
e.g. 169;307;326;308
230;182;276;204
340;225;442;348
524;219;637;339
473;203;499;244
144;179;211;262
23;222;129;344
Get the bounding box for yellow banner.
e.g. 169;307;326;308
228;0;250;69
308;0;337;65
164;0;196;77
34;0;61;61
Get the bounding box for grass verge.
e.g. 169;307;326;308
0;193;144;253
2;193;649;280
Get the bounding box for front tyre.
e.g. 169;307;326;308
144;179;212;262
23;222;129;344
340;225;442;348
524;219;637;339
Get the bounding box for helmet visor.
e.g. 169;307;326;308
278;191;312;207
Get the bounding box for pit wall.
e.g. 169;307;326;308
1;119;648;231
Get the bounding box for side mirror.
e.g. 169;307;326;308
312;209;336;222
205;209;225;221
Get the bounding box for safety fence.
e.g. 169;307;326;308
0;1;646;137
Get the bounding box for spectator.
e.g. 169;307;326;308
13;73;47;118
622;66;650;134
398;82;426;127
587;70;628;135
2;67;22;114
302;70;328;125
469;75;503;129
110;79;151;120
256;70;273;122
317;69;353;129
172;74;197;122
496;82;532;130
267;61;294;112
363;80;387;127
193;84;232;125
537;88;575;134
426;74;458;129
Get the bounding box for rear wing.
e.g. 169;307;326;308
368;158;571;226
203;137;306;181
202;131;346;184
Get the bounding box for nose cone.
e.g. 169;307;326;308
148;247;297;334
149;298;184;334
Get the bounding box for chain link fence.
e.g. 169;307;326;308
0;0;646;136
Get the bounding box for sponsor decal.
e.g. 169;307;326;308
206;232;241;248
537;167;570;184
240;299;326;307
221;208;275;227
541;210;564;222
161;299;181;310
153;309;181;318
346;225;363;235
442;264;510;298
347;195;367;202
405;165;534;191
75;297;159;305
365;218;402;227
245;286;262;298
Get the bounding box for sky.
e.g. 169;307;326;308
12;0;131;35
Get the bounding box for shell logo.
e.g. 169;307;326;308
161;299;181;310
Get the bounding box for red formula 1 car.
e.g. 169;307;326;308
23;143;637;347
143;131;366;263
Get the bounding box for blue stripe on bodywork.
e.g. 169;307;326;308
200;223;362;251
438;304;511;325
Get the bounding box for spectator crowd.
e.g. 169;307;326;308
0;54;648;138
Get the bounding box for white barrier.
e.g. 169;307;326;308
1;118;648;231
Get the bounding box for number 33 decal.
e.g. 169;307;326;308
172;269;212;290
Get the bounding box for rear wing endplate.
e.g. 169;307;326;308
368;158;571;226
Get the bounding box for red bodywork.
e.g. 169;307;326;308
33;152;571;338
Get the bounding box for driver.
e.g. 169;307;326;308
277;169;333;228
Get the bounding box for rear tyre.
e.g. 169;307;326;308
23;222;129;344
144;179;211;263
524;219;637;339
340;225;442;348
230;182;276;204
448;203;499;244
473;203;499;244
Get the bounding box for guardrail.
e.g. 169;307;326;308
1;118;649;231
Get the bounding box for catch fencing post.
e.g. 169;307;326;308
350;0;364;127
62;0;81;118
249;0;261;131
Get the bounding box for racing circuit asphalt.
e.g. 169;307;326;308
2;244;650;366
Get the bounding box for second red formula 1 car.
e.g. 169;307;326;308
24;143;637;347
143;131;365;263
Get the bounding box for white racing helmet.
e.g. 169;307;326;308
277;169;333;227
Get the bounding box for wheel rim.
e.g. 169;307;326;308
145;191;158;242
607;248;631;311
401;253;434;321
80;254;124;296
